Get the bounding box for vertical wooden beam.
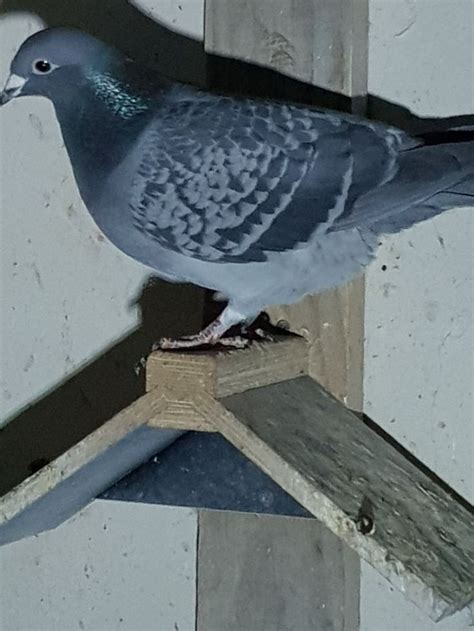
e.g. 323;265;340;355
271;277;365;410
197;511;360;631
205;0;368;411
205;0;368;97
203;2;367;628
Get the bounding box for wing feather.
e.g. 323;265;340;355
128;86;402;262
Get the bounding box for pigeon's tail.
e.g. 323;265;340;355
342;135;474;236
373;147;473;236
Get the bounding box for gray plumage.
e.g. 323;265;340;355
2;28;473;344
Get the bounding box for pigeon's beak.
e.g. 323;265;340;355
0;74;26;106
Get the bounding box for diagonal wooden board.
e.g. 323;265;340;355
147;345;474;623
0;390;179;546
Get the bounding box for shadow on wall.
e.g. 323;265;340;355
0;280;203;497
1;0;207;84
1;1;473;497
0;0;207;497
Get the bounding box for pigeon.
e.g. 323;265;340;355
1;27;473;348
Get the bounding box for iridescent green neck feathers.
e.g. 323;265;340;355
86;70;151;119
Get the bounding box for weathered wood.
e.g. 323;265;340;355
197;510;360;631
270;278;365;410
147;336;309;398
147;337;309;431
148;394;216;432
205;0;367;413
205;0;368;97
0;337;310;544
189;378;473;621
0;390;178;545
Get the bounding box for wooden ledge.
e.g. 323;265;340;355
0;337;310;544
146;335;310;398
1;336;472;622
146;336;310;432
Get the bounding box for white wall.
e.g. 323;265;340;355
368;0;473;118
0;500;198;631
129;0;204;39
362;1;473;629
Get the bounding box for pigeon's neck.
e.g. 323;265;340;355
52;63;159;205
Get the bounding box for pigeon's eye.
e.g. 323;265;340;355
32;59;53;75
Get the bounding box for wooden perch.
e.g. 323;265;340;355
1;336;472;621
146;339;473;622
145;336;309;431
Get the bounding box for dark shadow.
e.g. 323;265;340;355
367;95;474;135
0;280;202;496
102;431;311;519
206;54;352;111
1;0;207;85
207;56;474;133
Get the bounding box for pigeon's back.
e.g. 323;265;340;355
121;83;473;268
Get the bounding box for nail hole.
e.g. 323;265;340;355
356;496;376;535
357;514;375;535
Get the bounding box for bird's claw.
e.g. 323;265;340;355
153;334;250;351
244;327;275;343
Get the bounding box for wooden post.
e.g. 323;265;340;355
205;0;368;98
203;3;366;627
205;0;368;411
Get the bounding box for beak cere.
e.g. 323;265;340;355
0;73;26;105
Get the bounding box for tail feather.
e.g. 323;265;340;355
370;197;470;236
336;139;474;236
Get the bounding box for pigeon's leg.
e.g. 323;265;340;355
156;305;248;350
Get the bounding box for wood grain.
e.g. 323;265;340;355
191;378;473;621
205;0;368;96
270;277;365;410
0;390;174;545
147;336;309;398
197;510;359;631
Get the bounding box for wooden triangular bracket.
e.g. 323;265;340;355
145;338;473;623
1;336;472;622
146;336;309;432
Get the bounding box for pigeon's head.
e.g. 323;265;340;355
1;27;116;106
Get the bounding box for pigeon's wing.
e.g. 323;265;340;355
128;89;407;263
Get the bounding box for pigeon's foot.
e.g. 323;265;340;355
154;308;248;350
154;310;297;351
157;332;249;350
